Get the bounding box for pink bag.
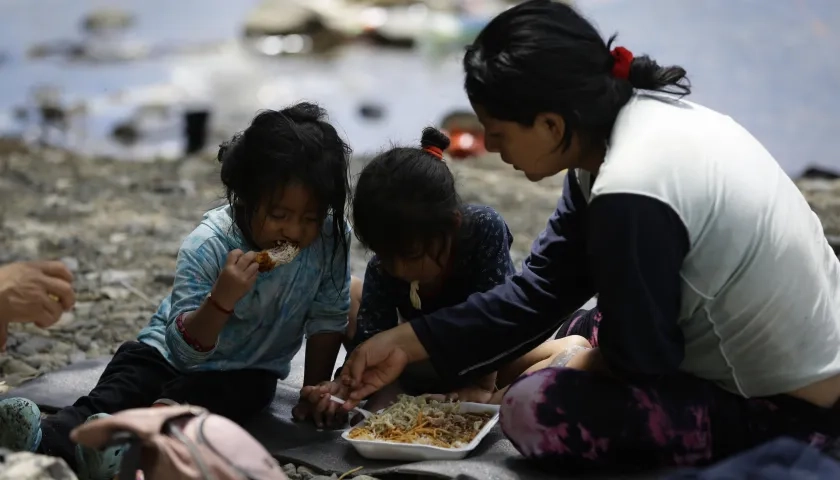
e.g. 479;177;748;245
71;405;288;480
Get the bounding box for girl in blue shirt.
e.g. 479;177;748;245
0;102;353;480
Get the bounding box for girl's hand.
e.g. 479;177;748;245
292;381;349;428
210;249;259;311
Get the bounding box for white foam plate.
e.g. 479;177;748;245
341;402;500;461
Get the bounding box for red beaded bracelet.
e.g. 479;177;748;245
176;313;215;353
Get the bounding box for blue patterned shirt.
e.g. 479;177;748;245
137;205;351;379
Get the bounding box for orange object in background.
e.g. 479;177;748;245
444;129;486;160
439;110;486;160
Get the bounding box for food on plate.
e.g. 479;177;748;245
347;395;494;449
255;241;300;272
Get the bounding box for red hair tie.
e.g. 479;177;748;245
424;146;444;159
610;46;634;80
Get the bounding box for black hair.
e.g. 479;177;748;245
217;102;351;284
463;0;691;150
353;127;460;266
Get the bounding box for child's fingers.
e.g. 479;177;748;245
244;262;260;278
226;249;243;266
313;395;331;427
291;403;309;422
326;399;340;419
237;250;257;267
302;387;322;405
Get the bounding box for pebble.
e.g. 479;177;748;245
14;336;55;356
95;269;146;285
100;286;131;300
0;450;77;480
0;357;39;376
109;232;129;244
296;466;317;479
73;332;92;350
60;256;79;272
68;350;87;363
20;353;63;370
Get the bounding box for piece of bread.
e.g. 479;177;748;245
255;241;300;273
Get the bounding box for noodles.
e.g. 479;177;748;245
347;395;494;449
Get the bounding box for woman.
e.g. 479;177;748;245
338;0;840;471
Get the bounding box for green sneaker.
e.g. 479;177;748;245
0;397;43;452
74;413;125;480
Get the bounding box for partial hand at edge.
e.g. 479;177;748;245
0;261;75;351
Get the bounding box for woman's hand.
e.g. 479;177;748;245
292;381;349;428
340;324;428;410
0;261;75;351
211;250;259;311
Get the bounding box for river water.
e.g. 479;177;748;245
0;0;838;175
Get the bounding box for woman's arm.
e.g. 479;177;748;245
586;193;689;378
410;171;597;379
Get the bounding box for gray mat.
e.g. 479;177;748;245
1;343;667;479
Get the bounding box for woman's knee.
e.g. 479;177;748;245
500;367;609;461
500;368;562;458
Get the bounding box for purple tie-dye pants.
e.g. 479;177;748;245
500;308;840;470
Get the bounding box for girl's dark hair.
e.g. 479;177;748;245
353;127;460;264
463;0;691;150
217;102;351;283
